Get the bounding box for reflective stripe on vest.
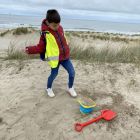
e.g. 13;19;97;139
47;56;59;61
45;31;59;68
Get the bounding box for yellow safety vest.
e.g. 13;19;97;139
45;31;60;68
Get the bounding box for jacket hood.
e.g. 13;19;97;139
41;19;49;31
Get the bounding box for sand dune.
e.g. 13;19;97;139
0;59;140;140
0;29;140;140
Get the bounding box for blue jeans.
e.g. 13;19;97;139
47;59;75;88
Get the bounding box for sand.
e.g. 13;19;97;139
0;29;140;140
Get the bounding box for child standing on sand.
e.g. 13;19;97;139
25;9;77;98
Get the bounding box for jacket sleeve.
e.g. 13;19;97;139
26;33;46;54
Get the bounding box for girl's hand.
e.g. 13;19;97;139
25;47;29;54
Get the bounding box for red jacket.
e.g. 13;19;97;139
26;19;70;61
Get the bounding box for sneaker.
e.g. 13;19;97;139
46;88;55;97
68;87;77;97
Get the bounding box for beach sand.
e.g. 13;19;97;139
0;28;140;140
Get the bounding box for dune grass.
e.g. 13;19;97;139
0;30;10;37
70;41;140;64
5;30;140;65
66;31;139;43
0;27;32;37
6;40;140;65
13;27;31;35
6;42;27;60
5;42;39;60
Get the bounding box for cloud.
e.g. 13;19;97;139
0;0;140;14
0;0;140;23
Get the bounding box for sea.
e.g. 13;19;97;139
0;14;140;35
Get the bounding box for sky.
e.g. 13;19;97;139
0;0;140;23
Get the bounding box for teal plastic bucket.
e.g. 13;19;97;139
80;105;94;114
